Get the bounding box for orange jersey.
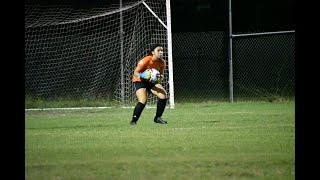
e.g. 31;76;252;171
132;55;166;82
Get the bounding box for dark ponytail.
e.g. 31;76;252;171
147;44;162;55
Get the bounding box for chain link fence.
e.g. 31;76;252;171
172;31;295;102
232;33;295;101
172;31;229;102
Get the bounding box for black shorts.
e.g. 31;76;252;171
133;81;156;93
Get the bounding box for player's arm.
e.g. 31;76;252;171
133;65;143;78
160;59;166;75
157;59;166;83
134;58;151;80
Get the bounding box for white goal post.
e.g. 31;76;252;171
25;0;175;109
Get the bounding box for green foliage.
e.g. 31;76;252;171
26;101;295;179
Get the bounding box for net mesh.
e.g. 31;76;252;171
25;0;170;107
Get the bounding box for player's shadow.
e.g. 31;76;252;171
198;120;220;124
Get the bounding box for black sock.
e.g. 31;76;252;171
156;98;167;118
132;102;146;122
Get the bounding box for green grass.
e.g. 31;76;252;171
25;97;118;109
25;101;295;179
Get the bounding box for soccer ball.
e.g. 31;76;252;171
149;68;161;83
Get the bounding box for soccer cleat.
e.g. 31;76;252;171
130;120;137;125
154;117;167;124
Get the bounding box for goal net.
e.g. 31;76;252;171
25;0;174;108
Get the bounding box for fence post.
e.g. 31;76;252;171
228;0;234;103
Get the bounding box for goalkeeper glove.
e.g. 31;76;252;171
156;74;164;83
139;70;151;80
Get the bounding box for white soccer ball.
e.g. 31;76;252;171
149;68;160;83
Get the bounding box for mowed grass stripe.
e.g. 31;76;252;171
26;101;294;180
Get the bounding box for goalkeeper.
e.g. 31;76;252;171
130;44;168;125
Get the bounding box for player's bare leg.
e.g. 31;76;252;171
136;88;148;104
151;84;168;124
130;88;148;125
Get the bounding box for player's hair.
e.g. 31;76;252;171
147;44;163;55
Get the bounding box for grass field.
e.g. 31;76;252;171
25;101;295;179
